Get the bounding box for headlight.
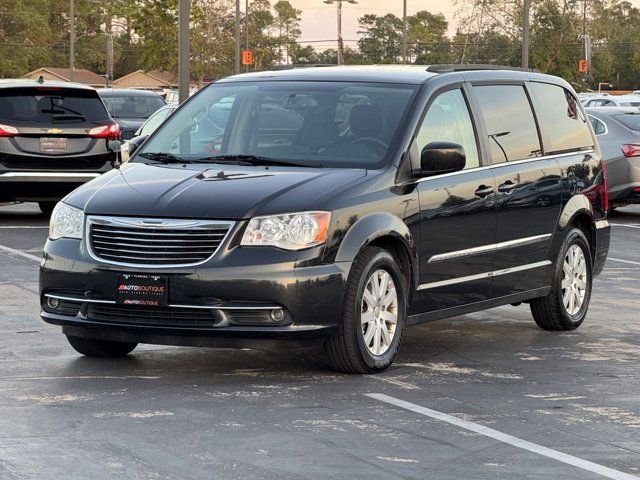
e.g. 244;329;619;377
241;211;331;250
49;202;84;240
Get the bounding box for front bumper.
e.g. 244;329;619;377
40;236;350;347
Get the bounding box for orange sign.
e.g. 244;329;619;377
241;49;253;65
578;59;588;73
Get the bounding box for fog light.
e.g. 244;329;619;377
46;297;60;309
270;308;285;322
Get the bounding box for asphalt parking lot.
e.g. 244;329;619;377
0;203;639;480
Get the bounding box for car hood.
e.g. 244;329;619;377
65;162;367;220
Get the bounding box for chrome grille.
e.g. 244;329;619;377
87;216;233;267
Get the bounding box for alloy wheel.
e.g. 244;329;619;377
361;269;398;356
561;244;588;316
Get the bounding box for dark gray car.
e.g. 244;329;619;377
586;107;640;210
97;89;166;140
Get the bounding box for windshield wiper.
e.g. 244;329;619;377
196;154;321;168
52;114;86;121
138;152;186;164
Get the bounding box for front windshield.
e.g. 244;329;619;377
101;94;166;119
137;81;418;168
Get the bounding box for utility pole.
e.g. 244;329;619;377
402;0;407;63
235;0;241;73
521;0;530;68
178;0;190;103
245;0;249;72
69;0;75;81
323;0;357;66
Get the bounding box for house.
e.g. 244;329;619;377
113;70;178;90
23;67;107;87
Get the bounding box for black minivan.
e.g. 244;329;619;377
40;65;610;373
0;80;118;214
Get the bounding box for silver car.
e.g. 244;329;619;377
587;106;640;210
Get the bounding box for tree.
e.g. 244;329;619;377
273;0;301;63
357;13;403;63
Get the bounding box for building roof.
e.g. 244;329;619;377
113;70;178;89
23;67;106;86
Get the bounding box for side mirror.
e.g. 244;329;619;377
418;141;466;176
128;135;148;157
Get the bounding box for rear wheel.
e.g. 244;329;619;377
66;335;137;357
530;228;592;330
325;246;407;374
38;202;56;216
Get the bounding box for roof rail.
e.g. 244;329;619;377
426;64;540;74
271;64;335;71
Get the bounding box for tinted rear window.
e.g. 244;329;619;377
612;113;640;130
473;84;542;163
0;87;110;124
530;82;594;153
99;93;165;119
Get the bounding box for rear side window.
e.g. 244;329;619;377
612;113;640;131
588;115;607;135
530;82;594;154
0;87;110;125
473;85;541;163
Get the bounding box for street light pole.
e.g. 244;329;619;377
323;0;357;66
402;0;407;63
235;0;241;73
521;0;530;68
69;0;75;80
178;0;190;103
245;0;249;72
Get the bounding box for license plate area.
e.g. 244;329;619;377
40;137;68;153
116;274;168;307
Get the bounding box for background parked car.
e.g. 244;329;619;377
98;89;166;140
582;94;640;107
120;104;177;163
0;79;119;214
586;106;640;210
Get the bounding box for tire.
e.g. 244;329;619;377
530;228;592;331
66;335;137;357
325;246;407;374
38;202;56;216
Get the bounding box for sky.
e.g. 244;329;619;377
292;0;459;50
291;0;640;51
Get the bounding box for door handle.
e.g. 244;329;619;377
474;184;494;198
498;180;517;193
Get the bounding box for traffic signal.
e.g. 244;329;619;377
242;50;253;65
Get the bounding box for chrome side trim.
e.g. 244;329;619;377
595;219;610;230
85;215;235;269
417;260;551;291
399;149;595;186
43;293;280;311
428;234;552;263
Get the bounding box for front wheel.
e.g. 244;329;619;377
66;335;137;357
325;246;407;373
530;228;592;330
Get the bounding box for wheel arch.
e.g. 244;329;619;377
557;194;596;259
334;213;418;299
